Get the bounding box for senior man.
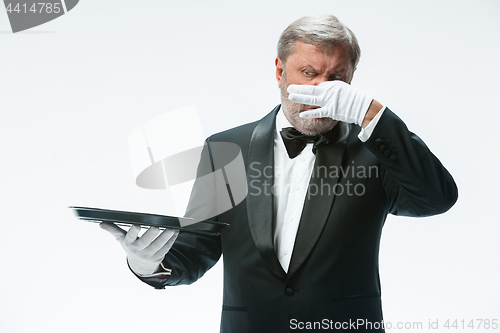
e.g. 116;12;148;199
101;14;458;332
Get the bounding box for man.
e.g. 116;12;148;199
101;15;457;332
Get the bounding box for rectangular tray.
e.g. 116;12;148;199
70;206;228;236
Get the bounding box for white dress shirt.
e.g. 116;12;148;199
273;107;385;273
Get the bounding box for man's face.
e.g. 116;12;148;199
276;41;355;135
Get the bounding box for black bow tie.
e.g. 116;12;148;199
280;127;337;159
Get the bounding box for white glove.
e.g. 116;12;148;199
100;223;178;276
287;81;373;126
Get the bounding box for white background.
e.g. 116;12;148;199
1;0;499;332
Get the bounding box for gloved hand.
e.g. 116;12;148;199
287;80;373;127
100;223;178;276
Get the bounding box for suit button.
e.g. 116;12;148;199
379;145;386;151
384;150;391;157
285;286;294;296
375;138;383;144
390;154;397;161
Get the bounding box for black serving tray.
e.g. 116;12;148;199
70;206;228;236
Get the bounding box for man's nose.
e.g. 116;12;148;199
310;75;330;85
309;75;342;86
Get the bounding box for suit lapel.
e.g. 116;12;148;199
246;105;286;279
286;122;350;279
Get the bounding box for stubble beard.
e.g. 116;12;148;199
279;71;337;136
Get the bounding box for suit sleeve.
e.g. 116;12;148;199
132;139;223;289
364;108;458;217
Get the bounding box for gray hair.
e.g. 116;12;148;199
277;14;361;68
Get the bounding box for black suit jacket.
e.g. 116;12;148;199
136;105;458;332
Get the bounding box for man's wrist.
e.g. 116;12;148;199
361;100;384;128
127;257;171;277
153;262;172;276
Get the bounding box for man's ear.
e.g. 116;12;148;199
347;67;357;84
275;57;284;88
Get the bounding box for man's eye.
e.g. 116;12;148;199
304;71;314;76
